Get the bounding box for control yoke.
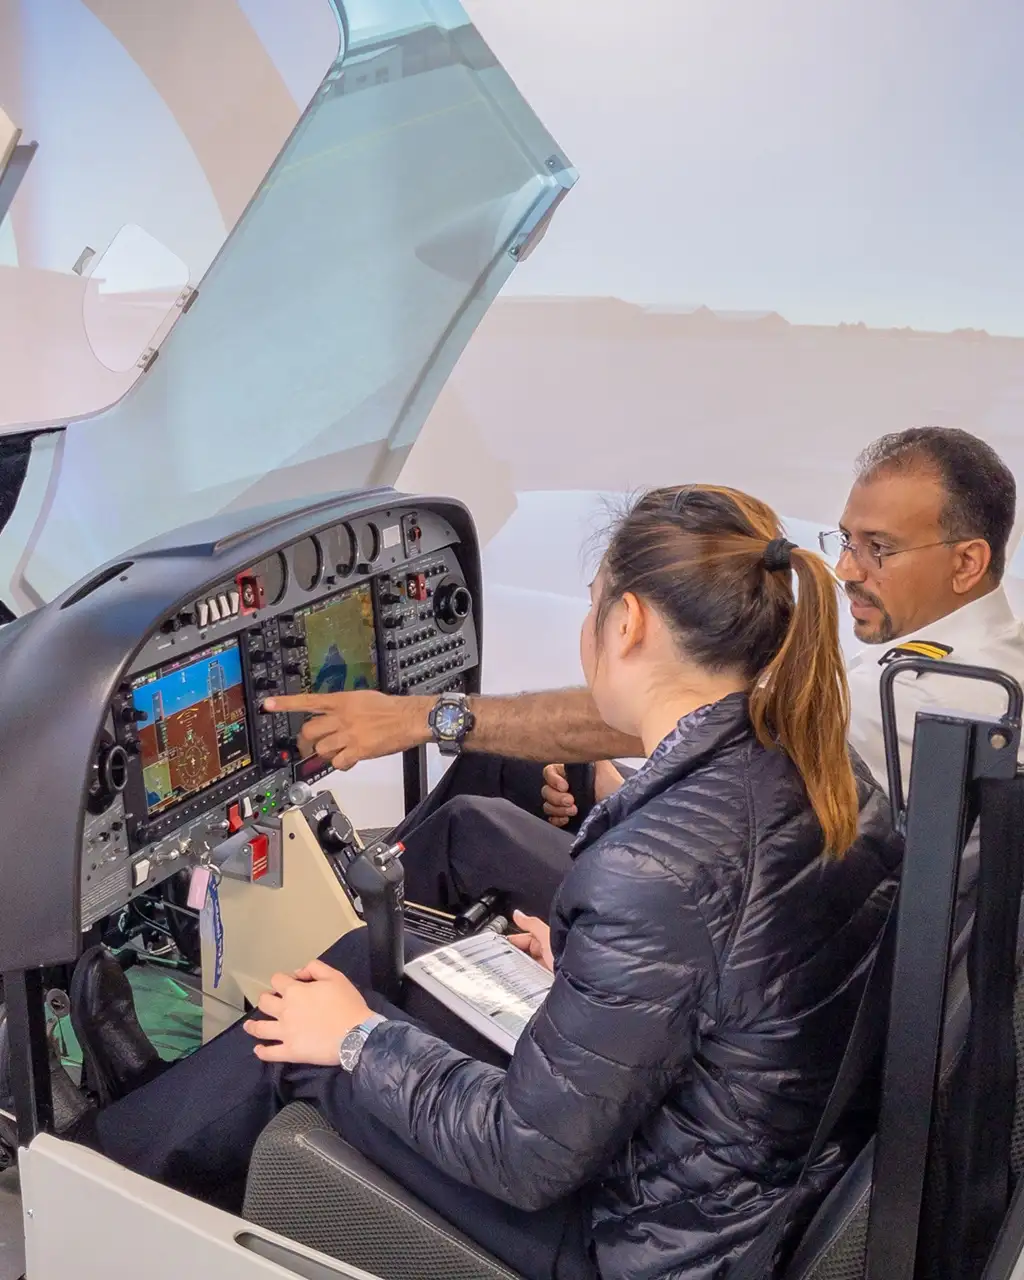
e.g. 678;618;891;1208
345;841;406;1003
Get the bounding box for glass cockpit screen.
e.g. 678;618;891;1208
296;583;379;695
132;638;252;817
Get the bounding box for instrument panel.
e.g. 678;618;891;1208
79;504;479;928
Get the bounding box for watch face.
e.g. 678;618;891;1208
340;1028;366;1071
436;704;463;739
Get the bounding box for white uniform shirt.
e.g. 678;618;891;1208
846;587;1024;796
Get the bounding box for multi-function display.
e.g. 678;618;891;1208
131;638;253;817
294;582;379;695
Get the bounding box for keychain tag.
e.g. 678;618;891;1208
187;865;212;910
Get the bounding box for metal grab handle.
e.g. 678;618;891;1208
879;656;1024;826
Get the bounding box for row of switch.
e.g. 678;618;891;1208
401;672;464;694
197;589;241;628
398;636;466;670
227;795;257;831
389;627;435;650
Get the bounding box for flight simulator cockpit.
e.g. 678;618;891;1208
6;3;1024;1280
77;498;478;933
0;0;581;1273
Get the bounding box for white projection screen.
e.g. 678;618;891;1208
400;0;1024;695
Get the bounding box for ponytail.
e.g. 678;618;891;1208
748;548;858;857
599;484;859;860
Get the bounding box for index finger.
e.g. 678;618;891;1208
262;694;337;714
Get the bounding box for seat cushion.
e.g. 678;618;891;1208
244;1103;521;1280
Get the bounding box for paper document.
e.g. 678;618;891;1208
405;932;554;1055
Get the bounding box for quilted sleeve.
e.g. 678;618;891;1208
351;843;716;1210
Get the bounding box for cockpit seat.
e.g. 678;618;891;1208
783;944;1024;1279
243;1101;521;1280
242;945;1024;1280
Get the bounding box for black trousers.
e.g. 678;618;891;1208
93;928;596;1280
391;752;576;918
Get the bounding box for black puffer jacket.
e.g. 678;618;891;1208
354;694;902;1278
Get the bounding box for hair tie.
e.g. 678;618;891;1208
763;538;796;572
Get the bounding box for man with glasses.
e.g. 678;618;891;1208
817;427;1022;791
539;426;1024;817
260;427;1023;915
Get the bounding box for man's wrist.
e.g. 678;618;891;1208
400;695;435;747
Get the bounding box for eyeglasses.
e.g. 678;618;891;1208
818;530;959;570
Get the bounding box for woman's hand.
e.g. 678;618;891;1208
243;960;373;1065
509;911;555;973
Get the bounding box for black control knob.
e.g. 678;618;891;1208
284;662;302;677
121;707;148;725
160;616;182;635
103;744;129;794
249;648;272;663
87;738;130;815
281;636;303;649
435;583;472;627
255;677;278;692
318;810;355;853
383;616;401;629
380;592;400;606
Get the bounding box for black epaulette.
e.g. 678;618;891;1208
878;640;953;668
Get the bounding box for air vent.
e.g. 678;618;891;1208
60;561;134;609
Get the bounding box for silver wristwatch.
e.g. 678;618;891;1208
338;1014;386;1072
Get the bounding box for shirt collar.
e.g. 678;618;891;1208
852;586;1015;666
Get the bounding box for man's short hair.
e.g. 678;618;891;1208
855;427;1017;581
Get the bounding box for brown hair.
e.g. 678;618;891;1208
596;485;857;856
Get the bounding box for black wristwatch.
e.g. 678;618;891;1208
428;692;476;756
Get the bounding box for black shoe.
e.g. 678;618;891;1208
0;1003;96;1150
69;946;164;1106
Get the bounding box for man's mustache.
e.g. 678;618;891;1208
845;586;885;611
